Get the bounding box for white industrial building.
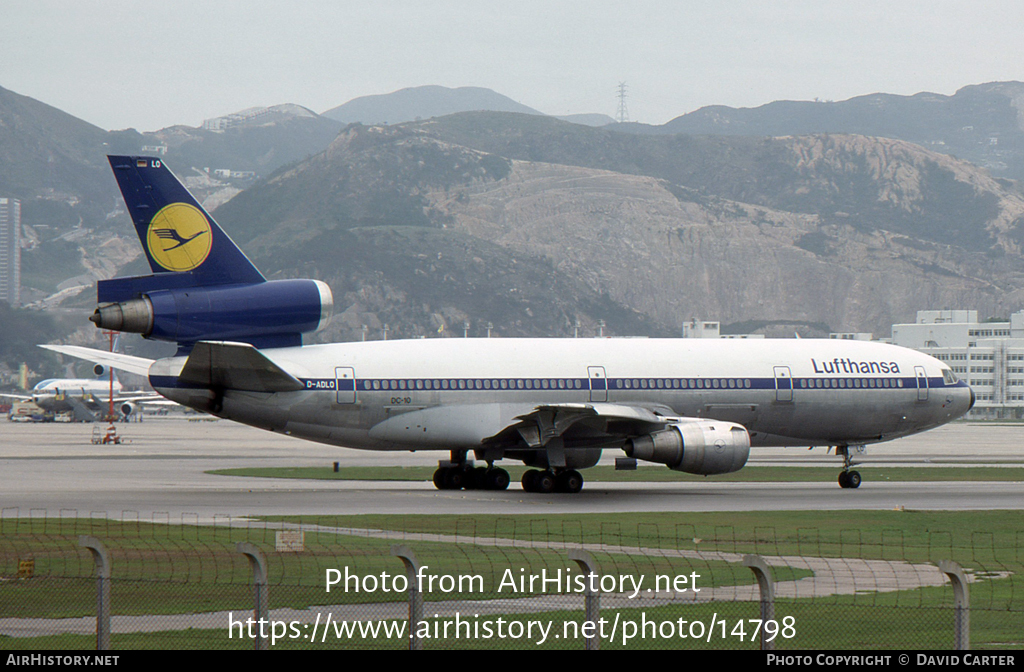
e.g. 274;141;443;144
682;319;764;339
891;309;1024;418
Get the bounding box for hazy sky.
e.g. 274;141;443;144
3;0;1023;132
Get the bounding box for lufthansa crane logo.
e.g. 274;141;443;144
146;203;212;272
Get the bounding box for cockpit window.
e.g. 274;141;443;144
942;368;958;385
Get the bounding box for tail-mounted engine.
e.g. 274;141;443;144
90;278;332;349
625;420;750;475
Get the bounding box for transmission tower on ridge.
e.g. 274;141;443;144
616;82;630;124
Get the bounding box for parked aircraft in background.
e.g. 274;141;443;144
2;364;160;421
45;156;975;491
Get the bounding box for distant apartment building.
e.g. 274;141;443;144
213;169;257;180
682;319;720;339
202;107;273;132
829;332;874;341
681;318;764;339
891;309;1024;418
0;197;21;306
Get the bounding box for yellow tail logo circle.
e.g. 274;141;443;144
146;203;213;272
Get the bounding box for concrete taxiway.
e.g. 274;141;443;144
1;417;1021;519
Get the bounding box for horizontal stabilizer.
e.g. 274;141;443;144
178;341;305;392
39;345;154;377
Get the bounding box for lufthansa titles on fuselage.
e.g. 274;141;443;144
811;358;900;375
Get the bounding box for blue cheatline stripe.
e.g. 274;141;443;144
150;373;959;392
295;376;926;392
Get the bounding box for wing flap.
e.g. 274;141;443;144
504;402;673;447
526;402;666;424
177;341;304;392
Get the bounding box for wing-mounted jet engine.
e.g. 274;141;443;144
625;420;750;474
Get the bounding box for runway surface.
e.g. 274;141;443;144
1;417;1022;519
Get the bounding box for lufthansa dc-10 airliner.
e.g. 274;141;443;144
46;156;975;494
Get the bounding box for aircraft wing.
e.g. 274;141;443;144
368;400;677;449
0;393;32;401
503;402;674;448
39;345;155;377
113;394;165;403
132;398;182;407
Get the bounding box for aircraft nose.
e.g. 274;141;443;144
968;386;975;411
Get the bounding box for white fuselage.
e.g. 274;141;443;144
32;378;121;398
149;337;973;457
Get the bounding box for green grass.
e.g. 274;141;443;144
207;465;1024;483
258;510;1024;561
1;517;809;619
1;512;1021;650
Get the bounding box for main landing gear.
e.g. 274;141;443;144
836;445;862;489
433;464;511;491
521;469;584;494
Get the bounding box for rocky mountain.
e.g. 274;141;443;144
148;105;343;175
322;85;617;128
634;82;1024;181
322;85;544;125
419;113;1024;254
214;114;1024;340
555;113;616;127
212;124;659;341
7;84;1024;377
0;87;344;302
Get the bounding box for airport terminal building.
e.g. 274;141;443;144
891;309;1024;419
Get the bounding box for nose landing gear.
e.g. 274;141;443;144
836;445;862;489
838;469;862;489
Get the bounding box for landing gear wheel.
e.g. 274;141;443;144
442;468;465;490
485;468;510;491
522;469;538;492
462;467;487;490
838;470;862;489
555;470;584;493
522;469;555;493
835;445;863;489
533;470;555;494
433;467;448;490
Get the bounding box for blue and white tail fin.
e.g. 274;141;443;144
94;156;332;351
100;155;263;303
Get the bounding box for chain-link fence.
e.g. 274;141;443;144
1;510;1021;650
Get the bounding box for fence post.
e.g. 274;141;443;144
743;554;775;651
391;545;423;650
236;542;269;651
938;560;970;650
78;536;110;651
568;548;600;650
